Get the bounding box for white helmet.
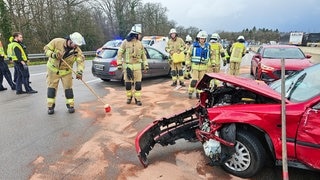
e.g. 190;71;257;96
169;28;177;34
70;32;85;46
185;35;192;42
237;35;245;40
130;24;142;34
196;31;208;39
210;33;220;40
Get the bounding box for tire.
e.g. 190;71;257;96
221;130;266;178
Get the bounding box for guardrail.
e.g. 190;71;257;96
26;51;96;60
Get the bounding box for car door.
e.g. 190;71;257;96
145;47;169;77
295;101;320;169
251;46;263;77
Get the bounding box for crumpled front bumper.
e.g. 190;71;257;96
135;106;200;167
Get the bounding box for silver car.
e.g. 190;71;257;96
92;46;170;82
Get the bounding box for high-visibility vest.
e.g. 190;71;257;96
190;42;210;64
10;42;27;61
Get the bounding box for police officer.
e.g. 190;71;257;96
0;33;15;91
44;32;85;114
229;36;246;75
117;24;149;106
186;31;214;99
165;28;186;87
9;32;37;95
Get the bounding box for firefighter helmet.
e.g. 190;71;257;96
196;31;208;39
70;32;85;46
169;28;177;34
185;35;192;42
210;33;220;40
130;24;142;34
237;35;245;40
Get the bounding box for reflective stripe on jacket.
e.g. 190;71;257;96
190;42;210;64
44;38;85;75
117;39;148;70
230;42;246;63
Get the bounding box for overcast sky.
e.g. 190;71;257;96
141;0;320;33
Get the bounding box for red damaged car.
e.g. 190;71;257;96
250;45;313;83
135;64;320;178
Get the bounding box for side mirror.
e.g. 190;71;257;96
163;55;169;60
305;54;312;59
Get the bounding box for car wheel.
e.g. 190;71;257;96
101;78;110;82
221;130;266;178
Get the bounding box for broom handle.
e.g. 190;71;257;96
61;59;106;105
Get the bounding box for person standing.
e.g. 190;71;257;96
186;30;214;99
117;24;149;106
9;32;37;94
44;32;85;114
183;35;193;80
209;33;226;87
0;33;16;91
229;36;246;75
165;28;186;87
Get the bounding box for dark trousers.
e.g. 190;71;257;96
0;59;15;89
14;62;32;92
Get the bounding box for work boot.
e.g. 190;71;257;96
0;87;7;91
170;81;177;86
188;93;192;99
48;107;54;115
135;98;142;106
127;97;132;104
66;104;75;113
196;93;200;99
27;89;38;94
180;82;186;87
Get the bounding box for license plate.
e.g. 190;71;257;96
94;64;104;70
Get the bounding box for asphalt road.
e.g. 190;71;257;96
0;61;117;179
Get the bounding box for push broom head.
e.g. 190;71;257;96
104;104;111;113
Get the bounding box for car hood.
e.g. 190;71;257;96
262;58;312;70
197;73;289;103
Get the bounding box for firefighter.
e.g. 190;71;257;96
186;30;214;99
165;28;186;87
44;32;85;114
183;35;192;80
0;33;15;91
117;24;149;106
209;33;226;87
229;35;246;75
10;32;37;95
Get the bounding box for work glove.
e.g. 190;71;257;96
144;65;149;71
117;64;122;70
76;71;82;80
52;51;63;60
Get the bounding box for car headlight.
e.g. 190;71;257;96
261;64;274;71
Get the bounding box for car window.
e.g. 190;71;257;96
270;64;320;102
146;48;163;60
263;47;305;59
99;49;118;59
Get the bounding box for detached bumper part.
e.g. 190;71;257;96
135;107;199;167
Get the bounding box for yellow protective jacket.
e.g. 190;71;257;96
230;42;246;63
0;41;7;58
6;37;14;60
117;39;148;70
44;38;85;76
186;42;214;71
209;42;225;65
165;37;185;59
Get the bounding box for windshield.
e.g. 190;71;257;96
269;64;320;102
263;47;305;59
98;49;118;59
